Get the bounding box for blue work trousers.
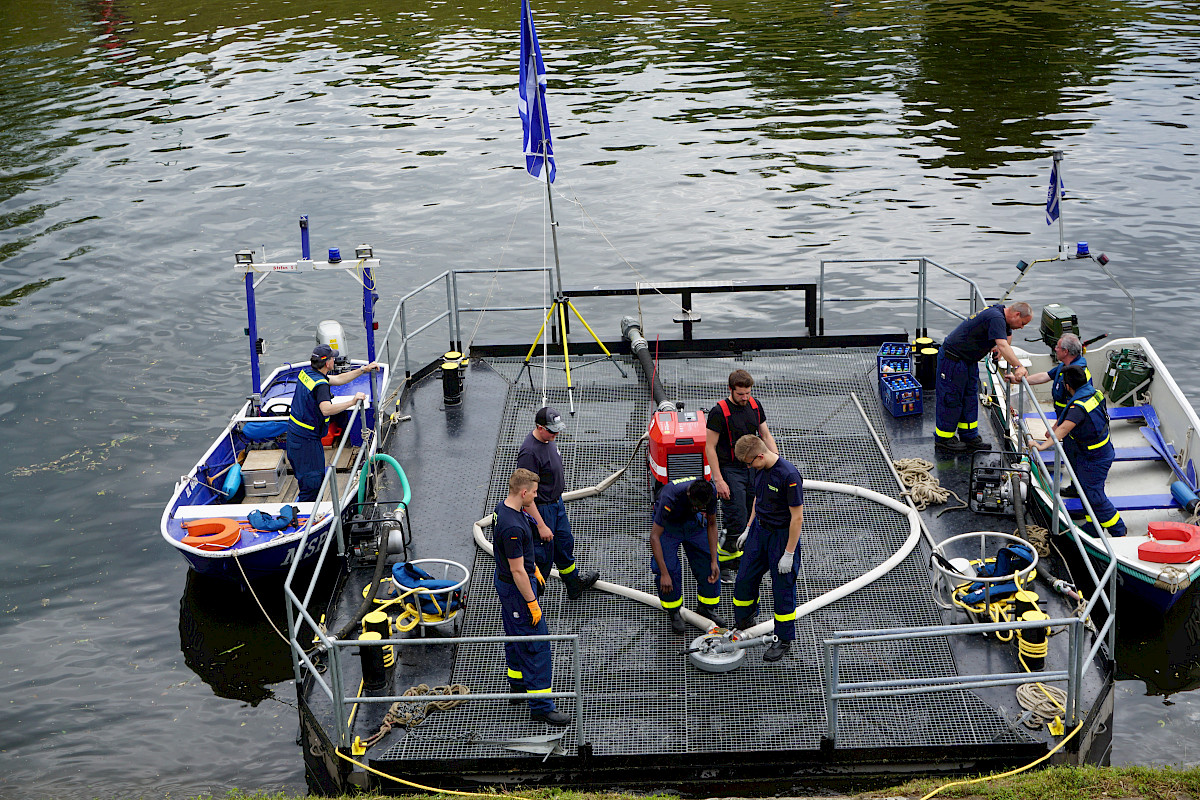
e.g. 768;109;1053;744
719;464;755;542
285;434;325;502
732;521;800;641
934;354;981;442
1073;441;1126;537
651;523;721;610
495;578;556;713
534;499;578;577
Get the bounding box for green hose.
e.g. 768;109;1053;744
357;453;411;506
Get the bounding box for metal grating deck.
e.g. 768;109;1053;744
379;349;1033;763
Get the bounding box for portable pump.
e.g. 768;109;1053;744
621;316;713;492
648;408;710;489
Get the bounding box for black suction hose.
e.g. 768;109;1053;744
621;316;674;411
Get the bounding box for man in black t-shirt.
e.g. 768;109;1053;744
704;369;778;580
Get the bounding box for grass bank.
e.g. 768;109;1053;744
219;765;1200;800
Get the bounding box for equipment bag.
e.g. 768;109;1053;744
392;561;462;616
248;505;300;532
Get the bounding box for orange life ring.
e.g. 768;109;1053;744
1138;521;1200;564
181;517;242;551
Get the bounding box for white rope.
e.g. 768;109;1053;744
894;457;967;513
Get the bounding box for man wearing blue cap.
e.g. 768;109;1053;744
285;344;381;502
517;405;600;600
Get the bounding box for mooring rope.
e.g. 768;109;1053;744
358;683;471;749
893;457;967;513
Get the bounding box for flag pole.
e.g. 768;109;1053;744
1053;150;1065;259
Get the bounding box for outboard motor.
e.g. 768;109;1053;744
316;320;351;369
622;317;710;493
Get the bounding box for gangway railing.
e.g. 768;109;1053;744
818;257;988;336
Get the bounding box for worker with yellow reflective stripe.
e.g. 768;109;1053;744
285;344;381;501
1014;333;1091;495
1030;364;1126;537
492;468;570;727
730;434;804;663
649;477;724;634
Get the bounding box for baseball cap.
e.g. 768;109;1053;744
312;344;338;360
535;406;566;433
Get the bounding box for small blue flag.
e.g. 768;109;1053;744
1045;161;1063;225
519;0;555;183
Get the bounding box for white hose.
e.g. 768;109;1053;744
473;476;923;635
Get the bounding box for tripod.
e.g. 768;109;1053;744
522;292;628;414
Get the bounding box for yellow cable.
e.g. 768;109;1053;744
919;720;1084;800
336;749;536;799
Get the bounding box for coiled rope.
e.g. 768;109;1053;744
358;683;471;749
893;457;967;513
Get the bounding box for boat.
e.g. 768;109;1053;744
997;327;1200;611
159;222;391;583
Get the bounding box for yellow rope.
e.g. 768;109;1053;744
919;720;1083;800
336;747;535;799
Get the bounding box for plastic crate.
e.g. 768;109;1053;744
877;343;913;376
880;373;923;417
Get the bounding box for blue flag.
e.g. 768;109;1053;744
519;0;555;182
1045;161;1063;225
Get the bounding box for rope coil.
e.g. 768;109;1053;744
894;457;967;513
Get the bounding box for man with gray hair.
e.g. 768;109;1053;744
935;301;1033;453
1014;332;1091;417
1011;332;1091;495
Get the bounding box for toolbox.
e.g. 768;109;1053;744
242;449;287;497
879;372;923;417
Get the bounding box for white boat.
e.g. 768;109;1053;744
159;223;393;583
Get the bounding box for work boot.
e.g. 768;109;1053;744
934;435;968;453
1060;484;1079;498
668;609;688;634
696;604;727;629
564;568;600;600
763;639;791;662
531;709;572;727
719;568;737;585
962;437;990;452
733;615;756;632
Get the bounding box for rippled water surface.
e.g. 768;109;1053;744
1;0;1199;795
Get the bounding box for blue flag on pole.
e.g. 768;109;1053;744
519;0;555;183
1045;161;1063;225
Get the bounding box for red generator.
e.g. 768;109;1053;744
648;407;710;493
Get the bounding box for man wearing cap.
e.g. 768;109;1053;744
285;344;381;502
516;406;601;600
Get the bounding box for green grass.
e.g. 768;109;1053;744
213;767;1200;800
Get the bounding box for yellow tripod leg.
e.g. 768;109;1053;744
524;303;558;363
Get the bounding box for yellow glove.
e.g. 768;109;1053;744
534;565;546;591
527;599;542;626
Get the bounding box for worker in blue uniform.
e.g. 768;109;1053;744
935;302;1033;453
493;467;571;727
1013;332;1091;495
1031;365;1126;538
730;434;803;663
704;369;778;582
517;406;600;600
649;477;724;634
285;344;381;502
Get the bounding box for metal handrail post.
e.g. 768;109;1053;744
825;642;839;743
917;257;927;334
450;270;463;353
573;637;585;750
818;259;825;335
1070;618;1083;724
400;302;410;381
328;637;350;747
445;273;456;352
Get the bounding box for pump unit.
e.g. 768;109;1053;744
1038;304;1080;350
648;408;710;491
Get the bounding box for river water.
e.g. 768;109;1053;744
1;0;1199;796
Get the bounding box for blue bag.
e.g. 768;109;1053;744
248;505;299;532
391;562;461;616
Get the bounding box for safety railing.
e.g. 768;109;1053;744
818;257;987;336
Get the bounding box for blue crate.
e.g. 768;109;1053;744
880;373;923;417
877;343;913;376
